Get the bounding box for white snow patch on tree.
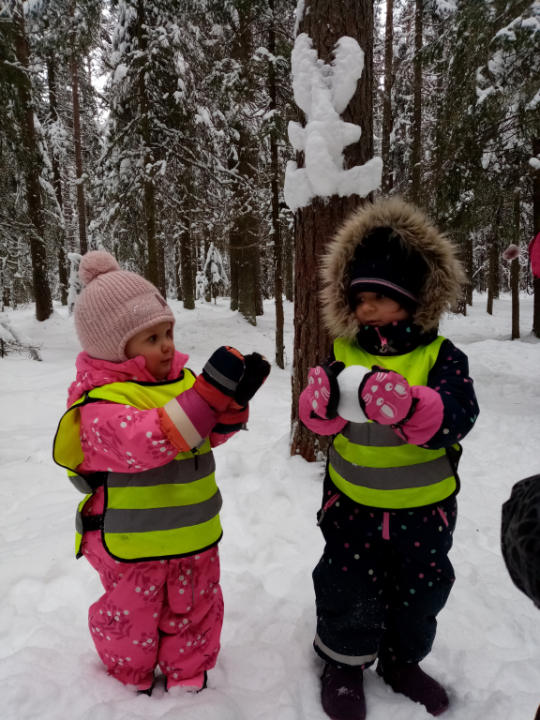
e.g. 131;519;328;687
284;33;382;213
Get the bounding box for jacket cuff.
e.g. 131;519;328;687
396;385;444;445
299;388;348;435
160;388;219;451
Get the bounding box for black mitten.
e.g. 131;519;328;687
234;352;271;407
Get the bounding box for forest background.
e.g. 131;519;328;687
1;0;539;461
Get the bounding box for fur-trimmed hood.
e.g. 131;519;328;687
320;198;466;339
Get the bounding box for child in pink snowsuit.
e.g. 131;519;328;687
54;251;269;694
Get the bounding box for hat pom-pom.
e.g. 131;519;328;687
502;244;521;262
79;251;120;286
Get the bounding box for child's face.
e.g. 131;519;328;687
125;321;175;380
354;292;410;327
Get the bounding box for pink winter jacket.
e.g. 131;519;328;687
69;351;238;477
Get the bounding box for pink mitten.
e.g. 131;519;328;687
305;362;345;419
360;368;413;425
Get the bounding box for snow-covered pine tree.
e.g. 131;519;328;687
204;241;228;303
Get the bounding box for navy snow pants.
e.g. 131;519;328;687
313;475;457;669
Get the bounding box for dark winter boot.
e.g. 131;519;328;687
321;663;366;720
376;660;449;716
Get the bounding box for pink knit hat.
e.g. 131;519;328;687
74;251;175;362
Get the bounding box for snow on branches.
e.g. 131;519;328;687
67;252;83;314
201;242;228;302
284;33;382;213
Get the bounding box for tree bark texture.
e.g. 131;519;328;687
410;0;423;205
69;1;88;255
533;137;540;338
284;227;294;303
290;0;375;461
13;1;53;321
269;0;285;368
381;0;394;195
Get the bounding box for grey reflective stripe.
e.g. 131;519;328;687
104;489;222;534
329;446;453;491
70;474;96;494
108;452;215;488
75;509;84;535
314;634;378;666
203;362;238;392
341;422;407;447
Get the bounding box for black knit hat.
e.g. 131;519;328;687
348;227;428;311
501;475;540;609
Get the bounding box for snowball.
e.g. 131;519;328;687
79;251;120;286
337;366;369;423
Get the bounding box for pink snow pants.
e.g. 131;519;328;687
81;530;224;691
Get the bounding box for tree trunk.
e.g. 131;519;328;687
464;232;473;306
381;0;394;195
69;1;87;255
180;218;195;309
511;192;520;340
228;6;258;326
493;235;500;300
269;0;284;368
290;0;375;461
255;244;264;316
410;0;423;204
229;236;239;311
47;57;69;305
174;240;182;301
284;225;294;302
135;0;165;296
533;137;540;338
486;206;500;316
13;1;53;321
158;232;167;298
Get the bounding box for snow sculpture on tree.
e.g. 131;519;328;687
284;33;382;212
196;270;206;302
67;253;83;314
204;243;228;303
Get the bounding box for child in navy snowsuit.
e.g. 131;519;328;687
299;199;479;718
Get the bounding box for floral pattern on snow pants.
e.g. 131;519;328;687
81;530;224;690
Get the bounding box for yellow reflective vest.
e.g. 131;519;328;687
53;370;222;562
329;336;460;510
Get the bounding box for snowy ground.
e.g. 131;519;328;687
1;293;540;720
